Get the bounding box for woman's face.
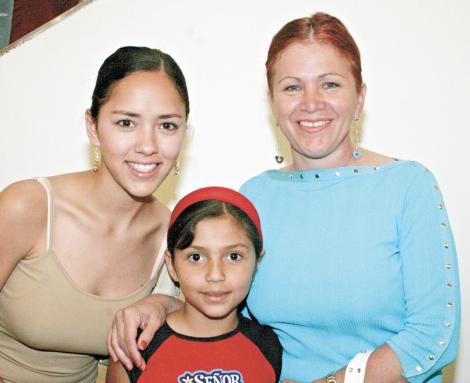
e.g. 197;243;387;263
270;41;366;169
87;70;186;198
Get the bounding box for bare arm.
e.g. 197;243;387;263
0;181;47;289
283;344;406;383
106;360;131;383
107;293;182;371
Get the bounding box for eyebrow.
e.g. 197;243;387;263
186;243;251;251
277;72;346;84
277;76;301;84
111;111;183;119
319;72;346;79
112;110;140;117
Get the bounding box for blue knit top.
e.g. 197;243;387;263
240;160;460;383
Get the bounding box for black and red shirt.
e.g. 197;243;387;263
128;316;282;383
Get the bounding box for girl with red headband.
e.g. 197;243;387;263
106;187;282;383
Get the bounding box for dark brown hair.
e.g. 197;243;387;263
167;200;263;259
90;46;189;120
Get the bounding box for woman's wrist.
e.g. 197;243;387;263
150;293;182;314
345;350;373;383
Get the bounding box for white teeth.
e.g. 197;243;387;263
299;120;329;128
128;162;157;172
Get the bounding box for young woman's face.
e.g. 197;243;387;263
166;214;257;322
270;41;366;169
87;70;186;198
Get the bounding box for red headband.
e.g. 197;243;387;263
169;186;263;241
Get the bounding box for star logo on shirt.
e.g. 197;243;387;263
181;375;194;383
178;369;244;383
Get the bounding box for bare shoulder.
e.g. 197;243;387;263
153;198;171;224
0;179;48;229
0;180;49;284
139;196;171;233
359;149;395;166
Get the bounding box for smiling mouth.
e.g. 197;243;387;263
299;119;331;128
127;161;160;173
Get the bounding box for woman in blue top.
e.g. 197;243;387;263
108;12;460;383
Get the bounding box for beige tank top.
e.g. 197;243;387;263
0;178;178;383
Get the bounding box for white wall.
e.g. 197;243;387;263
0;0;468;381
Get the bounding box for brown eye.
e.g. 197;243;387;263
189;253;202;262
160;122;178;131
228;252;242;262
117;119;133;128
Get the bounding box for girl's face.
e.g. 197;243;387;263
270;41;366;169
86;70;186;198
166;214;257;323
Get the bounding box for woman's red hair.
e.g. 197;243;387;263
266;12;362;93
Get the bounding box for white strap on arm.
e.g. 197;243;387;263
344;350;373;383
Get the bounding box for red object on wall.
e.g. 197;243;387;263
9;0;80;43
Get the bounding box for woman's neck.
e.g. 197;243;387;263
86;170;158;231
289;146;359;171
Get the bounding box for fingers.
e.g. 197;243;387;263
122;312;145;370
107;308;142;371
107;330;118;363
138;314;160;347
106;296;169;372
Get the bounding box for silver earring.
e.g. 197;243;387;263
92;146;101;172
352;119;361;159
174;162;181;176
275;126;284;164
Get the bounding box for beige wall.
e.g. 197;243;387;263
0;0;468;381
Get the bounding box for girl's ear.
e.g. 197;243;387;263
164;250;179;283
85;109;100;146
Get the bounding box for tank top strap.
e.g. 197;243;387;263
150;237;167;281
35;177;55;252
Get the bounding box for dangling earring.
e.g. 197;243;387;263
275;126;284;164
352;119;362;160
174;162;181;176
92;146;101;172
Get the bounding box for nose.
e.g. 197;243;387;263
135;126;158;155
300;87;325;112
206;259;225;283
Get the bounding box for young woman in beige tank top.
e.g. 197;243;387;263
0;47;187;383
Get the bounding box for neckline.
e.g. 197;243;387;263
267;158;405;182
165;316;245;342
29;177;165;302
47;247;161;302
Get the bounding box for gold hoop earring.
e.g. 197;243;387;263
352;119;361;159
174;162;181;177
275;126;284;164
92;146;101;172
